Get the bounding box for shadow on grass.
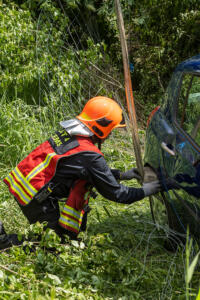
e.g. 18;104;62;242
75;210;187;299
86;207;166;250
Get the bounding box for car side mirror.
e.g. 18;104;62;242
151;111;176;155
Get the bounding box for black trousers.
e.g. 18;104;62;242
16;197;77;240
0;197;80;250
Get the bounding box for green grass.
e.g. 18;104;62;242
0;186;199;299
0;99;200;299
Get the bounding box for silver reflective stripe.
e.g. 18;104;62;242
13;168;37;197
26;153;56;181
6;174;31;204
63;206;82;220
59;216;80;230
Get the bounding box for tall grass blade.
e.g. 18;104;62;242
103;205;111;217
196;288;200;300
186;251;200;284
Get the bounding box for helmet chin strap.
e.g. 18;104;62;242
91;135;102;150
98;139;102;150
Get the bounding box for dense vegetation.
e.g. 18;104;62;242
0;0;200;299
1;0;200;116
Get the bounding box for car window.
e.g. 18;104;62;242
177;74;200;145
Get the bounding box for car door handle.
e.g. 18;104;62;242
161;142;175;156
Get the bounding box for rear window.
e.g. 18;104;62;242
176;74;200;146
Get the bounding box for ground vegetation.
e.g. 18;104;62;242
0;0;200;299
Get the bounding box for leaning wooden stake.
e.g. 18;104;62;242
115;0;144;180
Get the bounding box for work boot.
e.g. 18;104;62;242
0;221;24;250
0;234;24;250
0;234;11;250
0;221;10;250
0;221;6;235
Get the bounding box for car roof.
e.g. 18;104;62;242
175;54;200;73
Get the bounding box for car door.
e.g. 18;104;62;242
161;73;200;242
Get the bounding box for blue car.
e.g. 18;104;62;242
144;54;200;248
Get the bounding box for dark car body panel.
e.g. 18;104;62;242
144;54;200;243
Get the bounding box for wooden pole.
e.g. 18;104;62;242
114;0;144;180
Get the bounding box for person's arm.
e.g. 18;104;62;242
55;151;161;203
81;153;145;204
110;169;121;180
111;168;142;181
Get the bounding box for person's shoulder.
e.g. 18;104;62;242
76;136;103;156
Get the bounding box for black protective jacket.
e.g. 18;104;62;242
51;137;145;204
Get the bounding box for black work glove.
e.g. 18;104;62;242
120;168;142;181
142;180;161;197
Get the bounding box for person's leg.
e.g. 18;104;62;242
0;197;77;250
0;197;61;250
18;197;77;241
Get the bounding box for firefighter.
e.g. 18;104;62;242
0;96;161;249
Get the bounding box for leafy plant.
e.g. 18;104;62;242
185;229;200;299
0;1;200;299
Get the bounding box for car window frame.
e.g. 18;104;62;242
173;71;200;153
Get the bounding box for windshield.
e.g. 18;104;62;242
176;74;200;145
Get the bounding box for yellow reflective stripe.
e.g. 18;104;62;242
5;173;31;205
13;167;37;197
63;205;83;221
26;152;56;182
59;215;80;230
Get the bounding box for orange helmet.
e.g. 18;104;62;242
77;96;125;139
